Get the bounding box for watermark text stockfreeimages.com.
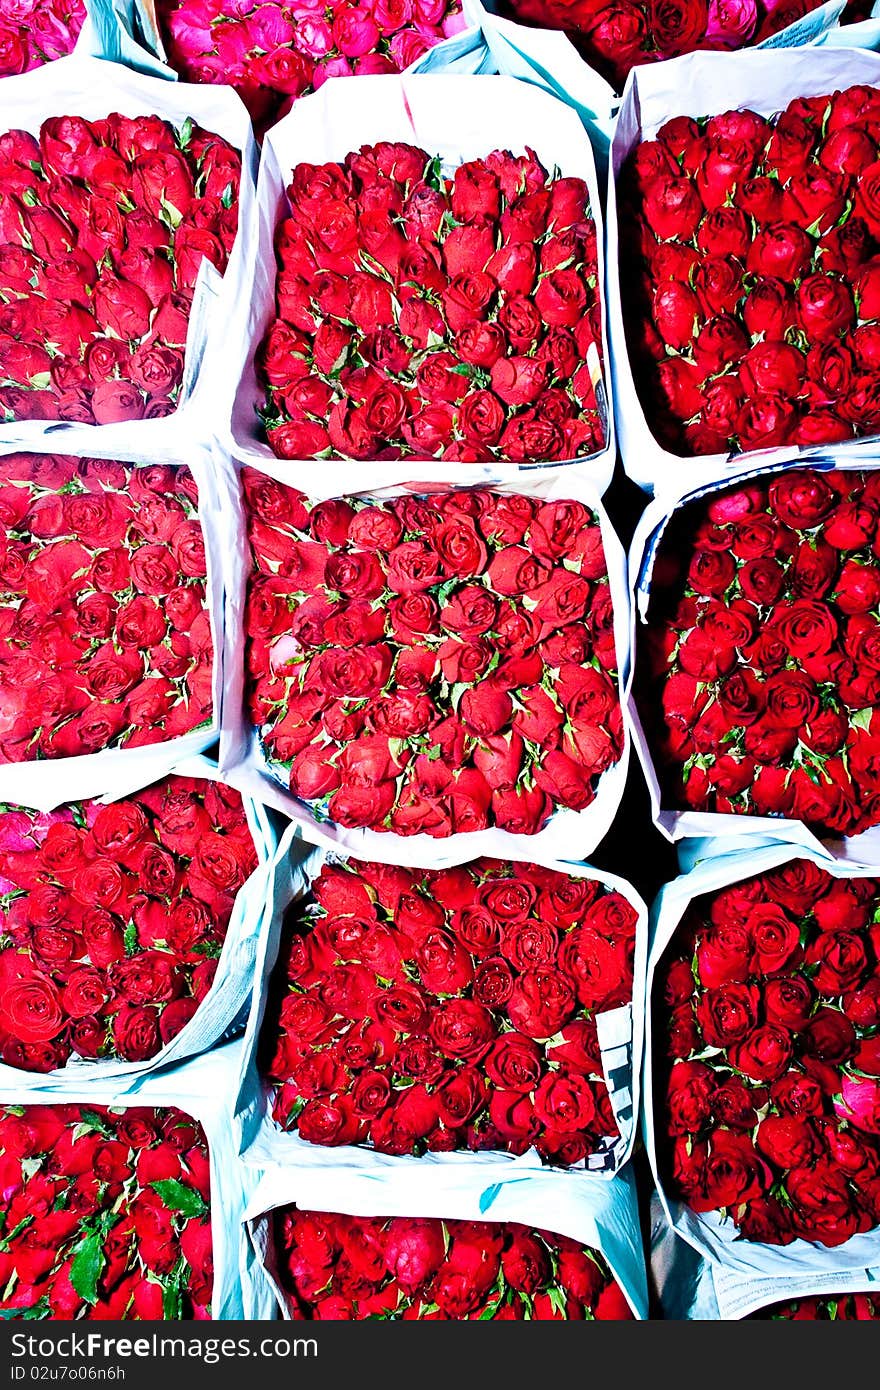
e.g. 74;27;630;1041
10;1333;317;1368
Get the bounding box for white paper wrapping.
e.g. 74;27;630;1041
0;54;257;455
606;48;880;495
244;1157;649;1319
651;1192;880;1318
644;840;880;1280
0;751;278;1086
0;1040;277;1320
0;434;235;810
217;454;630;867
625;455;880;864
208;71;616;496
233;821;648;1178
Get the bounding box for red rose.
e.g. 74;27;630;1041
429;999;495;1062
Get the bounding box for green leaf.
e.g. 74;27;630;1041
70;1230;106;1306
435;576;460;608
548;1285;568;1318
191;939;222;959
161;198;183;230
151;1179;208;1219
123;921;139;957
78;1109;115;1137
0;1297;51;1321
852;707;874;732
0;1216;32;1252
29;372;51;390
159;1263;185;1320
478;1293;504;1320
178;116;194;149
220;182;234;210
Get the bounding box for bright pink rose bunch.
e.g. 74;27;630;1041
263;856;637;1166
275;1207;633;1319
0;454;214;763
156;0;464;135
620;85;880;457
0;1103;213;1319
0;0;85;76
258;142;605;463
0;775;258;1072
245;472;622;838
638;469;880;838
0;112;241;425
657;860;880;1247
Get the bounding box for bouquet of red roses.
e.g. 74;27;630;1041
0;774;259;1072
256;139;606;464
155;0;465;136
750;1292;880;1318
635;468;880;840
0;101;242;426
0;1102;212;1318
494;0;859;94
0;0;85;75
617;79;880;462
260;853;640;1167
243;470;624;844
0;452;215;767
272;1206;633;1319
654;856;880;1249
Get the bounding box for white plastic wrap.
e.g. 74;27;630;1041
626;455;880;864
234;821;647;1176
0;1040;276;1319
0;54;257;454
218;456;630;867
607;48;880;495
0;751;278;1086
645;841;880;1280
244;1158;649;1319
209;71;617;496
0;435;234;810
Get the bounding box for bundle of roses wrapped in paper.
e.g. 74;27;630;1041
490;0;858;94
647;845;880;1277
0;0;85;75
0;56;253;434
257;141;605;465
750;1292;880;1318
154;0;466;135
632;467;880;846
238;469;627;853
0;771;266;1075
0;1042;275;1319
220;74;613;489
243;1163;647;1318
607;51;880;491
0;449;223;798
0;1101;213;1318
247;844;643;1170
272;1208;633;1319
